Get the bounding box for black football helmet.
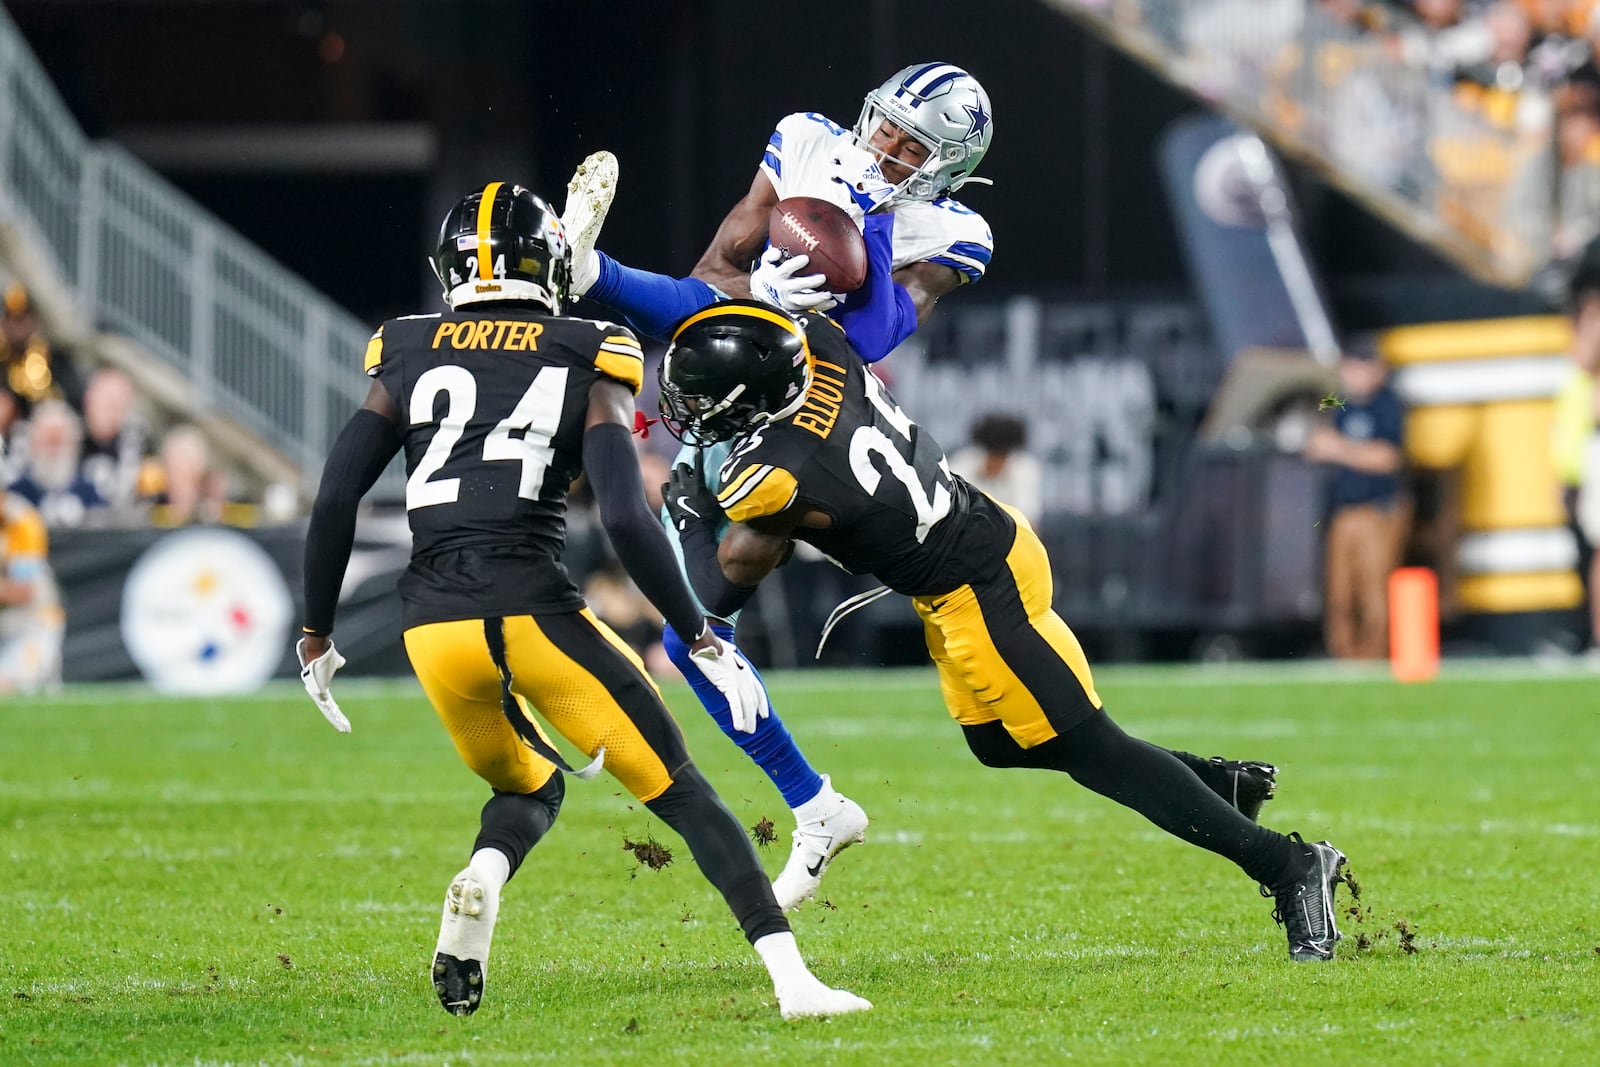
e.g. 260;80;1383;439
659;301;815;446
430;181;570;312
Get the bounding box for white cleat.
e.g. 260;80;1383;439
772;777;869;911
776;977;873;1021
561;149;618;298
432;867;500;1016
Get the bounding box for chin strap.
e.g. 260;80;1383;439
949;176;994;193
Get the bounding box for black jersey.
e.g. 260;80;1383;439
714;317;1015;597
365;307;645;627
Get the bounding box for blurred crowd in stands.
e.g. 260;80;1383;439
1;279;253;531
1170;0;1600;275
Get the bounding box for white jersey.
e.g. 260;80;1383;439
759;111;993;284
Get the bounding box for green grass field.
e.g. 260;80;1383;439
3;662;1597;1066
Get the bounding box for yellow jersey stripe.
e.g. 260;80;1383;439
720;465;799;523
603;334;642;350
475;181;503;282
718;462;768;503
595;350;644;394
598;342;642;357
363;326;385;375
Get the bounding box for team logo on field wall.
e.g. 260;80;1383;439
120;527;294;694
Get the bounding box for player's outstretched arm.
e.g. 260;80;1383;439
583;380;768;726
582;380;709;642
689;171;780;299
673;469;799;619
300;379;403;730
892;260;964;324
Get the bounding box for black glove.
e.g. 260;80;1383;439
663;459;723;533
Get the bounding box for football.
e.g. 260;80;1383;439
766;196;869;294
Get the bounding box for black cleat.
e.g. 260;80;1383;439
432;952;484;1016
1208;757;1278;822
1264;835;1347;961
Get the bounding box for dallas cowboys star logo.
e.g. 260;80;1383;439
962;101;990;142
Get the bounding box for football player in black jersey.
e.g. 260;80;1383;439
660;301;1351;964
295;184;870;1020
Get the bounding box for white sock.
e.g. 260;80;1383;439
571;250;600;297
791;774;840;823
753;931;814;991
469;847;511;892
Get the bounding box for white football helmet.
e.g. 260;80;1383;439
852;62;993;207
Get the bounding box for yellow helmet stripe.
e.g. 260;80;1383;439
475;181;503;282
670;303;815;379
673;302;802;341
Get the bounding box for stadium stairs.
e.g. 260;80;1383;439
0;6;395;508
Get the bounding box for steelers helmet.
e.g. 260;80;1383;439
659;302;815;446
853;62;993;205
431;182;570;312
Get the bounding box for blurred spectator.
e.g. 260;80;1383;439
949;412;1044;529
1183;0;1307;99
1455;2;1535;92
0;282;80;408
78;366;155;510
0;490;64;694
1556;235;1600;657
583;559;674;675
1564;6;1600;87
1303;351;1407;659
8;398;106;527
2;282;49;406
1;282;39;354
1513;80;1600;259
1409;0;1465;33
0;384;23;484
148;424;234;527
639;447;670;514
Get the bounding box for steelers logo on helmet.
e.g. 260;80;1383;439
659;301;815;447
430;182;572;313
852;62;993;207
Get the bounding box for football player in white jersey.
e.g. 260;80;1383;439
560;64;1277;911
553;63;999;913
565;61;994;358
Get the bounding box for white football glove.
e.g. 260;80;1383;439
688;630;771;733
750;246;839;313
296;638;350;733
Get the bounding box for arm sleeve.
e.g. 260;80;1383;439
584;253;722;342
833;214;917;363
582;421;705;639
677;520;759;618
302;409;401;636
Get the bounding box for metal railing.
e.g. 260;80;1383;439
1048;0;1553;289
0;5;399;500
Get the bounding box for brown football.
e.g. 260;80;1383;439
766;196;869;294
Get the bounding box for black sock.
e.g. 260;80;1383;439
1167;749;1227;791
473;776;564;879
964;716;1302;886
644;762;789;944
